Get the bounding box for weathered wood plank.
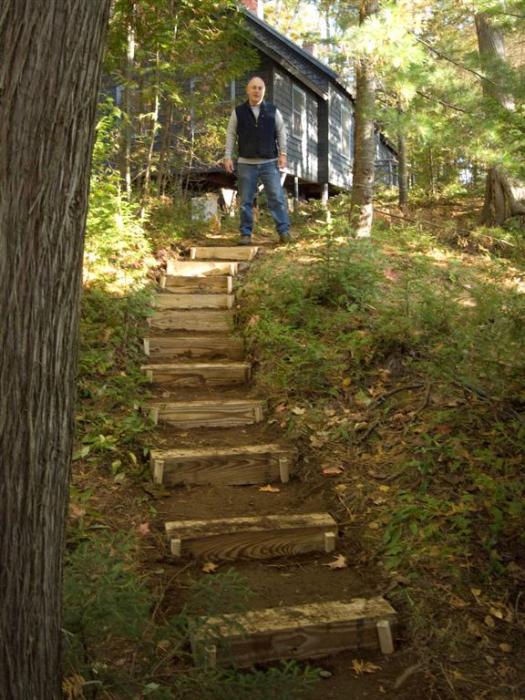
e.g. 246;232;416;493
190;246;258;262
148;310;233;333
150;441;298;486
161;275;233;294
154;293;234;310
142;361;251;387
191;597;397;667
165;513;338;561
143;335;244;361
166;260;239;276
149;399;266;431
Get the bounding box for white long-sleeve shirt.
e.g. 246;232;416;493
225;105;287;164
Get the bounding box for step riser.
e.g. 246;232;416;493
166;514;337;562
153;451;294;487
154;294;234;310
149;311;233;333
161;275;233;294
166;261;238;276
144;365;250;387
191;598;397;668
190;246;258;262
150;402;264;430
144;337;244;361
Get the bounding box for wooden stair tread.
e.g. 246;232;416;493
161;274;233;294
190;246;258;262
166;260;239;276
143;335;244;361
143;361;251;387
151;442;295;486
191;597;397;667
154;293;234;310
148;399;267;431
165;512;337;561
149;309;233;332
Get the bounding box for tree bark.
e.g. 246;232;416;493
0;2;111;698
475;12;525;225
350;0;380;238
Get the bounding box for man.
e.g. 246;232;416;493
224;76;291;245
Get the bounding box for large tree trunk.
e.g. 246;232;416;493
0;2;111;698
475;12;525;225
350;0;380;238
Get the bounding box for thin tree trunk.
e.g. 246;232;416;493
121;5;136;199
141;53;162;219
157;103;174;196
475;12;525;224
0;2;111;698
349;0;379;238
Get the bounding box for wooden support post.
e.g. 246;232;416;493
294;176;299;211
204;645;217;670
143;338;150;356
160;274;167;289
324;531;336;553
376;619;394;654
152;459;164;485
279;457;290;484
145;369;153;382
149;406;159;425
171;538;182;557
321;183;329;207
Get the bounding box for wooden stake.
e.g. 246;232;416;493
160;274;167;289
149;406;159;425
376;619;394;654
143;338;150;356
279;457;290;483
152;460;164;485
171;538;182;557
324;531;336;553
204;645;217;670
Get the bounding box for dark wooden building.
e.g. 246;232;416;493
230;2;398;196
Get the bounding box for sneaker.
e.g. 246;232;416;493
278;232;292;244
239;235;252;246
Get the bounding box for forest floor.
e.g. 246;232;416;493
67;194;525;700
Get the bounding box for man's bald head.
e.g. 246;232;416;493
246;76;266;106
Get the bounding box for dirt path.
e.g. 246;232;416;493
143;238;427;698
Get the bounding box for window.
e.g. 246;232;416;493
341;103;353;159
292;85;306;139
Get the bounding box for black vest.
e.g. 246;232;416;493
235;101;278;159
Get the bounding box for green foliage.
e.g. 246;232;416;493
63;538;320;699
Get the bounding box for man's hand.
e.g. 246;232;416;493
223;158;234;174
278;154;287;171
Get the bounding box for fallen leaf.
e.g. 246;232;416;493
275;403;287;413
484;615;496;628
324;554;348;570
489;606;504;620
322;466;344;477
378;485;390;493
291;406;306;415
258;484;281;493
202;562;218;574
368;522;381;530
342;377;352;387
352;659;381;675
449;595;468;608
335;484;348;493
69;504;86;520
137;522;151;536
499;643;512;653
484;655;495;666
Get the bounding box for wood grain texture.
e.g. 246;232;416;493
161;275;233;294
190;246;258;261
148;310;234;332
154;293;234;310
165;513;337;561
142;361;251;387
143;335;244;361
191;597;397;667
151;441;298;487
149;399;266;431
166;260;238;276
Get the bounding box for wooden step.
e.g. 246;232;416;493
142;361;251;387
166;260;239;276
161;274;233;294
143;336;244;361
191;597;397;668
190;246;258;262
165;513;337;561
154;293;235;310
150;442;296;486
149;310;233;333
149;399;266;430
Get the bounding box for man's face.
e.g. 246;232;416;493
246;78;265;105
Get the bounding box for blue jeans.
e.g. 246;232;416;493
237;161;290;237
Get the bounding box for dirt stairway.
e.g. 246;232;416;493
143;243;398;668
